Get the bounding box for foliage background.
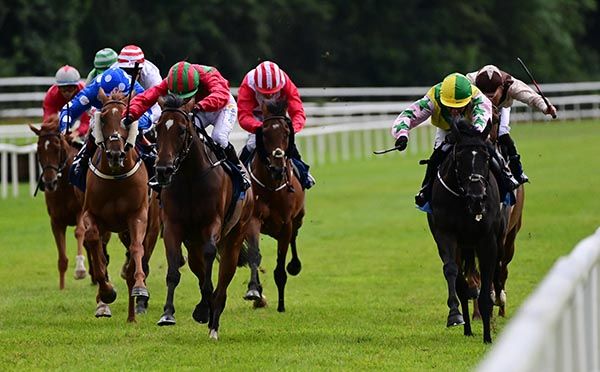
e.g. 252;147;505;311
1;0;599;85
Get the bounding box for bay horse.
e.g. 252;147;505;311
82;89;160;322
154;94;254;340
29;115;88;289
243;100;305;312
427;119;504;343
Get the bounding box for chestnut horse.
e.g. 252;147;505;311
82;89;160;322
154;94;254;340
244;100;305;312
29;115;88;289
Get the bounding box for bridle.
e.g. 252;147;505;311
249;115;292;192
37;132;68;178
437;143;490;199
98;100;128;151
156;107;220;185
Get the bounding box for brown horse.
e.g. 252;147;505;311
243;100;305;312
154;94;254;340
82;89;159;322
29;115;88;289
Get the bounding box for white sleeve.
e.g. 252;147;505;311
140;60;163;89
499;106;511;136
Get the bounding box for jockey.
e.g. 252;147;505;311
390;72;518;212
125;61;250;190
59;67;155;189
43;65;90;141
237;61;315;189
466;64;558;184
112;45;163;121
85;48;118;84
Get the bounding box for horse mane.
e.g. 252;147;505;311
163;93;185;109
264;99;288;116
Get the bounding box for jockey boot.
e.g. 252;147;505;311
224;143;251;191
289;143;315;189
489;154;518;206
73;135;97;176
499;133;528;184
415;146;448;208
137;141;159;192
239;145;254;167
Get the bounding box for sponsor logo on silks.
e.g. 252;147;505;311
226;103;236;110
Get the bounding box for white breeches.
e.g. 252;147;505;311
499;106;511;136
193;94;237;149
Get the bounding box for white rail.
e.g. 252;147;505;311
478;227;600;372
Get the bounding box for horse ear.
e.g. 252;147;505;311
97;87;108;104
157;96;166;109
449;117;461;140
29;123;41;136
184;97;195;111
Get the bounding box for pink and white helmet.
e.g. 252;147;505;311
55;65;81;86
253;61;286;94
115;45;145;68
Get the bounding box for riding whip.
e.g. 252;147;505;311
373;145;405;155
124;62;140;122
516;57;556;119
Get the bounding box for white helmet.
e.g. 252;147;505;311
55;65;80;86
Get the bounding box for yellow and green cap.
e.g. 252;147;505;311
440;73;473;108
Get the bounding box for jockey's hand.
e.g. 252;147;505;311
395;136;408;152
544;104;557;118
122;116;134;127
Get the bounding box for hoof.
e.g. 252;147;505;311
192;303;209;324
74;269;87;280
131;286;149;299
157;314;176;326
447;312;465;327
277;305;285;313
100;288;117;304
209;329;218;340
253;295;267;309
95;302;112;318
286;260;302;276
244;289;261;301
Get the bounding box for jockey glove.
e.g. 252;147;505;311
395;136;408;152
122;116;134;127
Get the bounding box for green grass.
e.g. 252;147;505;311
0;120;599;371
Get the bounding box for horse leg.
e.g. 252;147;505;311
191;239;215;325
209;234;243;340
286;224;302;276
127;210;149;300
84;213;116;305
136;193;160;315
118;232;131;281
73;213;87;280
498;228;516;317
50;220;68;290
431;230;463;327
478;237;498;344
157;224;184;326
274;223;292;313
456;271;473;337
244;218;264;303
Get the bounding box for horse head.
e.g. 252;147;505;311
449;118;493;219
257;100;293;181
154;94;195;186
30;115;67;192
96;88;136;170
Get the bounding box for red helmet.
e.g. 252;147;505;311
115;45;145;68
253;61;286;94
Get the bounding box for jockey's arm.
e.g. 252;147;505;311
470;90;493;132
128;80;168;121
390;95;434;140
195;66;230;112
237;83;262;133
507;77;549;113
284;79;306;133
59;84;97;133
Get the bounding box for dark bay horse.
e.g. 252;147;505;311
82;89;160;322
244;100;305;312
427;119;504;343
154;94;254;340
29;115;88;289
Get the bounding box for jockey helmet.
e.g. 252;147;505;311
440;73;472;108
94;48;118;72
115;45;145;69
99;67;131;94
254;61;286;94
167;61;200;99
55;65;80;86
475;65;503;94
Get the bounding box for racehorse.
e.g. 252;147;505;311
82;89;159;322
154;94;254;340
427;119;504;343
243;100;305;312
29;115;88;289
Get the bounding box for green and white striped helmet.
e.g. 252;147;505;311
94;48;118;72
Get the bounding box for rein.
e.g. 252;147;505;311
438;144;490;198
252;115;294;192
